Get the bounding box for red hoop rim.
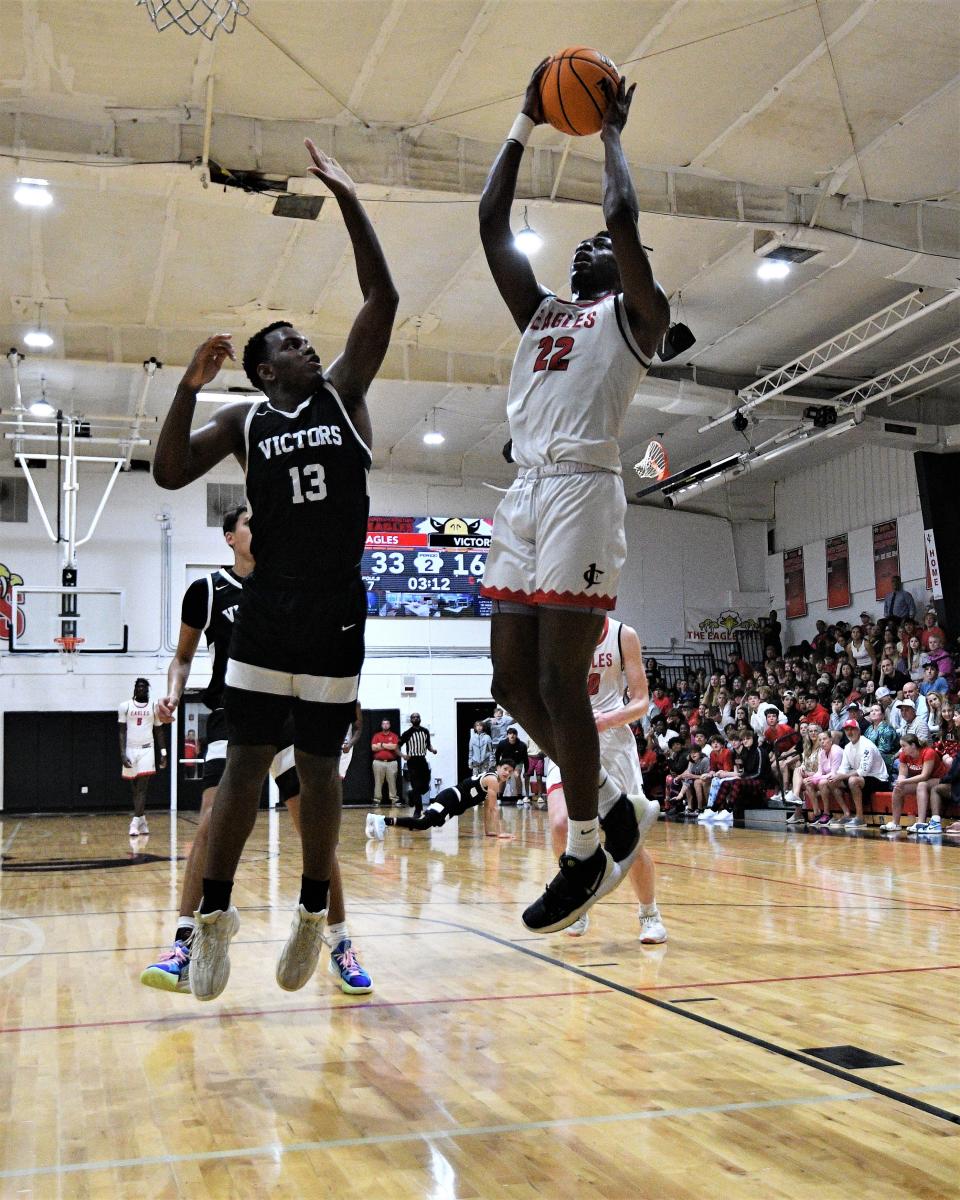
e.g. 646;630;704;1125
54;636;86;652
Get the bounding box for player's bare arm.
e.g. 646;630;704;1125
310;141;398;442
154;336;248;488
155;721;168;771
596;625;649;732
479;60;552;332
157;623;204;722
599;77;670;359
118;723;131;769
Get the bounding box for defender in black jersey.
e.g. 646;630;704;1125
368;763;515;839
154;141;398;1002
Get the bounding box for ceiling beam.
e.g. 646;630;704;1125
343;0;409;115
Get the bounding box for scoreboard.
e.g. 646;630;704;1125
362;516;493;619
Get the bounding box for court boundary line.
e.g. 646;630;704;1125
2;1084;959;1181
378;912;960;1128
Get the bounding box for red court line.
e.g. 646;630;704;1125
0;986;609;1036
643;962;960;992
652;856;955;910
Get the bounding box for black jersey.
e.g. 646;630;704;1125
181;568;245;708
443;773;496;816
243;383;371;587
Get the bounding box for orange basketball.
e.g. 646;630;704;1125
539;47;620;136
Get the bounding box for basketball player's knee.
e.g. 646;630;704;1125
538;657;582;707
491;667;523;710
548;802;568;841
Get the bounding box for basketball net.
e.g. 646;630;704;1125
634;440;669;481
136;0;250;38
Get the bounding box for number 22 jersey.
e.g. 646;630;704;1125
242;381;371;588
507;292;651;472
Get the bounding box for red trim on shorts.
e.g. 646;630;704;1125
124;770;156;779
481;585;616;611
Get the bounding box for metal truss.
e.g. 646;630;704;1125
834;337;960;410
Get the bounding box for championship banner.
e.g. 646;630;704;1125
684;608;764;645
872;520;900;601
924;528;943;600
825;534;851;611
783;547;807;619
362;516;492;618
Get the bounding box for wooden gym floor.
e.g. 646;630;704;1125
0;807;958;1199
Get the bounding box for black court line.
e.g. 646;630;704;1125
581;962;619;968
672;998;718;1004
370;909;960;1128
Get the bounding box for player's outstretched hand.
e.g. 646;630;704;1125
599;74;636;139
521;58;551;125
156;695;178;723
305;139;356;198
182;335;235;391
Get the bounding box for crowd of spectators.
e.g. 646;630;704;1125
635;598;960;837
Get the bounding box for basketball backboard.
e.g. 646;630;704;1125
7;586;128;653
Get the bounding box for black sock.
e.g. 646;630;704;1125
299;875;329;914
200;878;233;914
384;816;396;826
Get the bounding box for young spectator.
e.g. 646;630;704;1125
922;634;955;691
468;720;494;778
864;704;900;777
650;686;674;717
805;730;843;826
824;719;888;828
934;756;960;836
677;748;712;816
762;708;800;798
846;625;876;673
920;610;945;650
694;734;735;816
487;706;512;752
785;723;823;825
495;727;528;797
882;735;947;835
713;727;766;819
802;692;831;731
933;702;959;760
925;693;943;739
639;732;666;800
899;634;925;684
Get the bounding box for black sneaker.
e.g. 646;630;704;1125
522;847;620;934
600;793;661;873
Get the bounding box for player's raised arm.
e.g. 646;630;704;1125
599;77;670;361
479;60;552;332
310;142;399;411
154;336;247;489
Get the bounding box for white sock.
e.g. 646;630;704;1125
325;920;349;948
565;818;600;860
597;770;621;818
639;902;658;918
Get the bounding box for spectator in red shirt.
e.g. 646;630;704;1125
920;610;945;650
884;734;948;834
727;651;754;682
802;693;831;731
371;718;400;806
650;687;673;717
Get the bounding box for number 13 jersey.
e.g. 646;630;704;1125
242;381;371;587
507;292;651;472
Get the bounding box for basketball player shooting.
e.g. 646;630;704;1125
153;140;397;1002
478;62;668;932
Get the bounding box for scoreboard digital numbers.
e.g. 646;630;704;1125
362;516;493;618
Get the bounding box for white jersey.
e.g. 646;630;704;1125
588;617;627;715
508;292;651;472
118;698;158;748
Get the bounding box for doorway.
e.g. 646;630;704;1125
455;699;497;782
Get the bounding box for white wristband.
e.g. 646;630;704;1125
507;113;535;147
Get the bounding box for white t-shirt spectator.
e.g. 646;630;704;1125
750;703;788;737
838;738;888;782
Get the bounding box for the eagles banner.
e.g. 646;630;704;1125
684;607;765;645
362;516;492;618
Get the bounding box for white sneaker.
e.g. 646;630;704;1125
845;816;867;830
128;817;140;836
565;913;590;937
639;910;668;944
714;809;733;823
827;814;847;828
879;821;901;833
189;906;240;1001
782;791;800;806
137;815;149;835
926;817;943;834
364;812;377;839
276;904;327;992
368;814;385;840
697;810;715;823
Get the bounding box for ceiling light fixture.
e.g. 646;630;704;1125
423;409;445;446
28;377;56;418
757;260;790;281
514;206;542;256
24;301;53;349
14;177;52;208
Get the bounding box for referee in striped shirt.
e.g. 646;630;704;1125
399;713;437;817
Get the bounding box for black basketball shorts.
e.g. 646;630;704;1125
201;707;228;786
223;573;366;757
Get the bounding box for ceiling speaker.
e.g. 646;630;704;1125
658;322;696;362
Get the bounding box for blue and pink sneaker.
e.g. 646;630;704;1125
140;941;191;993
328;939;373;995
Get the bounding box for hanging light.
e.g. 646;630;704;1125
14;177;52;208
29;377;56;418
422;408;445;445
24;301;53;349
514;206;542;256
757;260;790;281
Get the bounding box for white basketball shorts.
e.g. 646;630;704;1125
122;743;156;780
544;725;645;798
481;464;626;612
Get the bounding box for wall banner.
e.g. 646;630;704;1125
825;534;851;611
783;547;807;619
872;520;900;601
924;528;943;600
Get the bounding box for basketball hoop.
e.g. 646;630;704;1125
54;636;85;655
136;0;250;38
634;440;669;481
